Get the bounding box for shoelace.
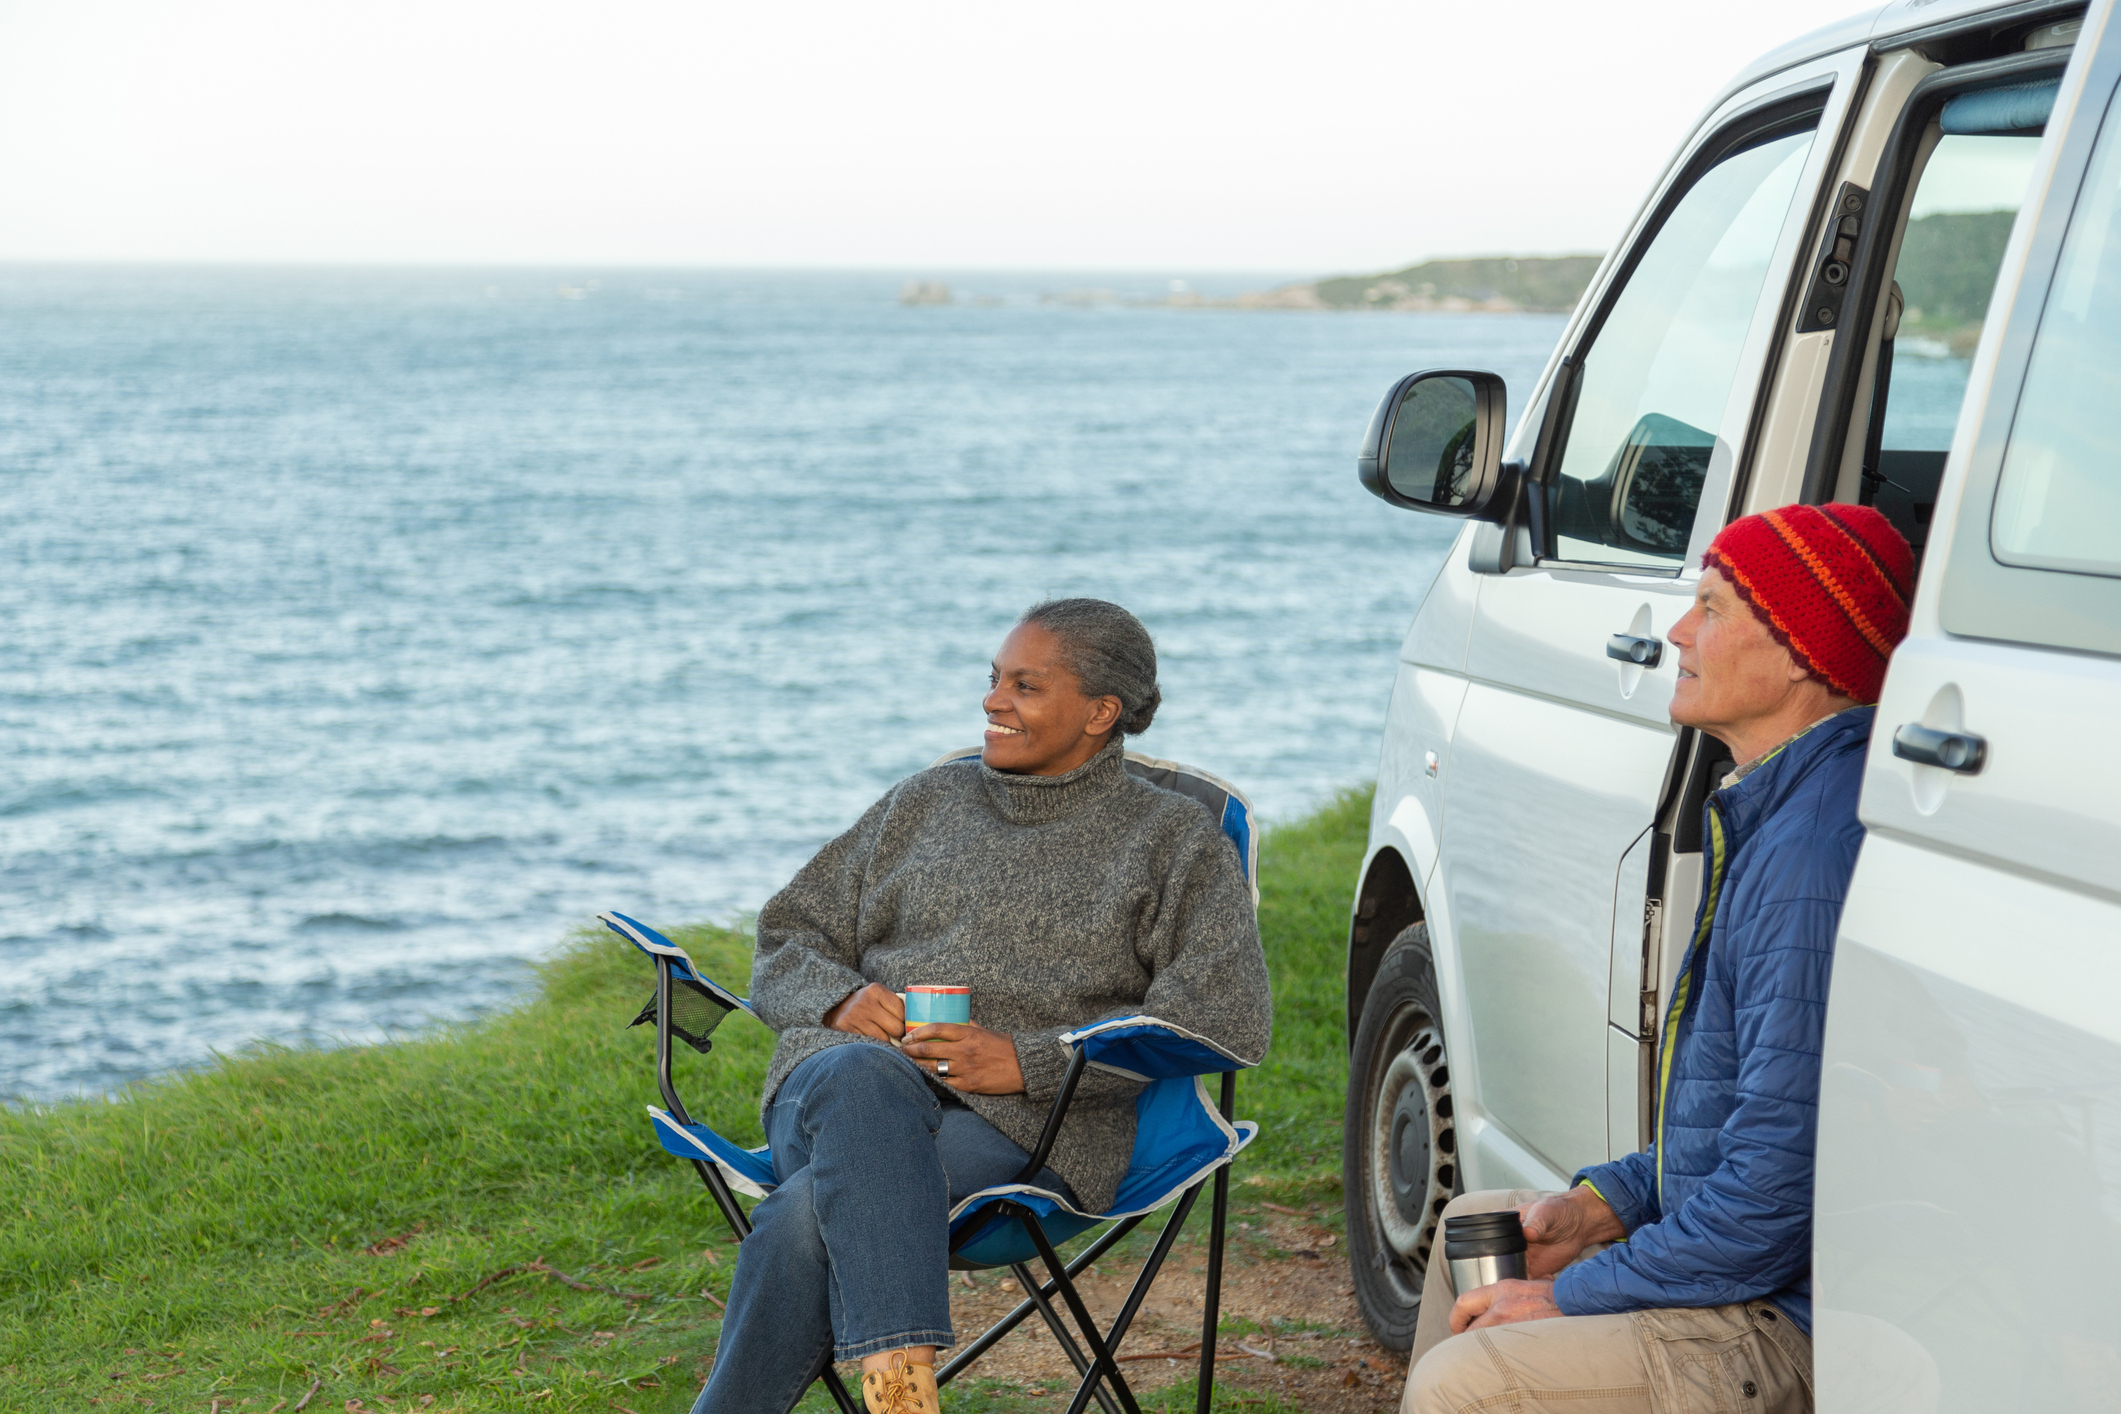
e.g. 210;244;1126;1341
862;1352;932;1414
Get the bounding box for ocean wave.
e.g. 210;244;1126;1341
295;912;407;933
0;781;176;819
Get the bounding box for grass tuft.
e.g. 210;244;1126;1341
1;787;1371;1411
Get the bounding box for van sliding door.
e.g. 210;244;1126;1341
1819;8;2121;1404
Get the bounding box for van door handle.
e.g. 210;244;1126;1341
1606;634;1663;667
1891;723;1987;774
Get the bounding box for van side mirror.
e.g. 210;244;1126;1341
1357;370;1512;520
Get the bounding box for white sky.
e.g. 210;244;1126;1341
0;0;1871;273
1911;135;2045;216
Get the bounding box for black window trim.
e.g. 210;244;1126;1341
1939;20;2121;658
1799;45;2076;507
1526;79;1836;576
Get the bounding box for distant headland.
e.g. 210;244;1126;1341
899;253;1604;313
1249;254;1604;313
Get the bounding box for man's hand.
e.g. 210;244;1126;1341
1451;1278;1565;1334
1518;1184;1628;1279
823;983;906;1042
901;1022;1025;1096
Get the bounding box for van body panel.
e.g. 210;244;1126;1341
1859;636;2121;894
1741;328;1836;515
1374;663;1468;889
1357;526;1479;941
1463;569;1690;728
1819;3;2121;1405
1460;1110;1570;1195
1403;524;1479;670
1441;681;1676;1184
1818;842;2121;1411
1410;835;1503;1172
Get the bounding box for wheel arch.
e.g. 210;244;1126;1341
1347;844;1425;1046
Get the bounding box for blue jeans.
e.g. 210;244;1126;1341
690;1042;1076;1414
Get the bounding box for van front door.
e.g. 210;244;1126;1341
1442;57;1859;1188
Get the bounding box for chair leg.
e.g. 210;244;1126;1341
1060;1185;1201;1414
1012;1261;1127;1414
690;1158;754;1242
1196;1072;1236;1414
936;1216;1143;1387
818;1364;862;1414
1022;1212;1143;1414
656;955;754;1246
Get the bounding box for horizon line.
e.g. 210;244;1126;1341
0;252;1608;278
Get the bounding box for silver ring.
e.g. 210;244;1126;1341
937;1061;950;1077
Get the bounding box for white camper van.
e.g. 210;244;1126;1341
1342;0;2121;1406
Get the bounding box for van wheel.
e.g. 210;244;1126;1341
1342;923;1459;1351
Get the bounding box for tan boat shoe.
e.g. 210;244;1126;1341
860;1350;939;1414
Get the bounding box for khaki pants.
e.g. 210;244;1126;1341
1402;1191;1813;1414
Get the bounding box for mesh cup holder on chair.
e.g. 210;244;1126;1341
628;975;733;1054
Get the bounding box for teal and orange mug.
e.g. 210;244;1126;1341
901;986;971;1026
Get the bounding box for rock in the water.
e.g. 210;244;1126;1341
898;280;953;306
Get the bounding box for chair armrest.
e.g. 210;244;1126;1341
1059;1015;1257;1081
1007;1015;1255;1187
1008;1046;1090;1187
599;911;755;1018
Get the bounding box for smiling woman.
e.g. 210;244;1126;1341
694;598;1273;1413
980;598;1162;776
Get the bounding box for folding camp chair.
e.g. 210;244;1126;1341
604;751;1261;1414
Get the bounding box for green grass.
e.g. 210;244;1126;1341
1;787;1371;1413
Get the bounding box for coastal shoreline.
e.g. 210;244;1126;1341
904;252;1605;315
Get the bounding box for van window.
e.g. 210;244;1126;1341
1990;110;2121;578
1545;127;1815;569
1865;133;2042;557
1937;75;2121;660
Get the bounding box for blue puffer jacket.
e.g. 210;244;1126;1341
1553;707;1874;1335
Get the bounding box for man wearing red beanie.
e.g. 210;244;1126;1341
1401;504;1915;1414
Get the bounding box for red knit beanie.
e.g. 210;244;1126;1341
1701;503;1915;704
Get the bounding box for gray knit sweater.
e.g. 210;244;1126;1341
750;736;1272;1213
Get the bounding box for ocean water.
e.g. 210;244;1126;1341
1;265;1566;1103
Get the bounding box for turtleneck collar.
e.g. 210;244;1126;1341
978;733;1129;825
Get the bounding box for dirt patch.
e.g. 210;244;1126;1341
932;1209;1408;1412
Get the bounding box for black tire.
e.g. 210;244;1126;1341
1341;923;1460;1351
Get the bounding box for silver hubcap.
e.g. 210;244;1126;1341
1368;1024;1453;1264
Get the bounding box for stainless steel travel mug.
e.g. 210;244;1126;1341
1444;1210;1527;1294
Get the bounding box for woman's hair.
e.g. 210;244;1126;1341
1017;598;1161;736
